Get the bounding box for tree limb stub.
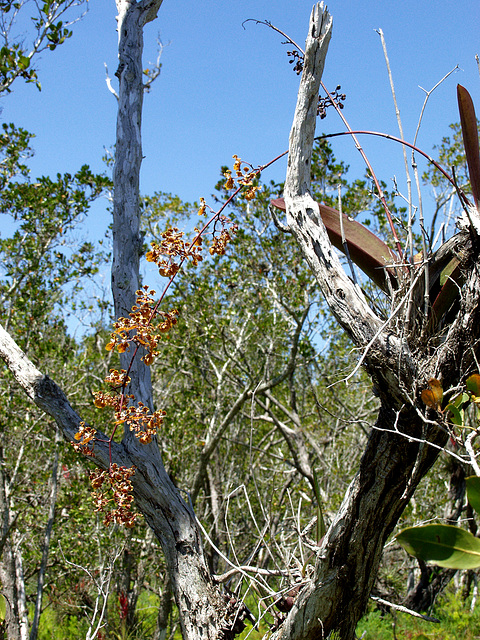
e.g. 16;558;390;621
275;4;454;639
283;6;386;352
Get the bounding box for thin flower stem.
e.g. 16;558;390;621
319;82;404;260
98;152;288;459
316;130;468;203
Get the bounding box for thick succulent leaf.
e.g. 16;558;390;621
397;523;480;569
466;476;480;515
271;197;398;292
466;373;480;397
457;84;480;210
445;391;469;427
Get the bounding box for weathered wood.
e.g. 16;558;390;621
276;3;480;639
111;3;232;638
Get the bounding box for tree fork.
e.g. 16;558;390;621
278;3;480;639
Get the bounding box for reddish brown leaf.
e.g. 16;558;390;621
270;198;398;292
421;379;443;411
457;84;480;210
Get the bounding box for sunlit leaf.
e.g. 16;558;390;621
439;257;460;287
445;391;469;426
421;379;443;411
446;403;463;426
0;594;5;623
397;523;480;569
457;85;480;211
466;373;480;397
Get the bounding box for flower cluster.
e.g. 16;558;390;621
93;389;164;445
209;226;235;256
80;171;252;528
90;464;137;527
104;368;131;389
146;227;203;278
105;286;178;366
72;422;96;456
116;401;166;444
198;197;207;216
224;155;261;201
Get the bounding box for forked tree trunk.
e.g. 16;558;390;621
275;4;480;639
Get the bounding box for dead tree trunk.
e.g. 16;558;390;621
274;3;480;639
105;2;233;638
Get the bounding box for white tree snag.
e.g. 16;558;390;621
112;3;233;639
275;4;479;639
112;0;164;412
283;4;409;369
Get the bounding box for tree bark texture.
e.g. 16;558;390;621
0;540;22;640
112;3;233;638
276;3;480;639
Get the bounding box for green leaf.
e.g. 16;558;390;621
445;391;469;426
466;476;480;515
397;523;480;569
446;403;463;426
466;373;480;397
0;593;6;622
18;54;29;69
439;256;460;287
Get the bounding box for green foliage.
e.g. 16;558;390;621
0;122;33;186
357;589;480;640
466;476;480;514
0;43;38;91
0;123;111;344
0;1;86;93
396;524;480;570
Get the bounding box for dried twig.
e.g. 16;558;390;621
370;596;440;623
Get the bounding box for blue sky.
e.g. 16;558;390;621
2;0;480;240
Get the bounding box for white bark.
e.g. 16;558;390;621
0;3;234;636
283;3;414;405
274;3;480;639
112;4;232;638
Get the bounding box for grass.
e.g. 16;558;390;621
36;584;480;639
356;589;480;640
